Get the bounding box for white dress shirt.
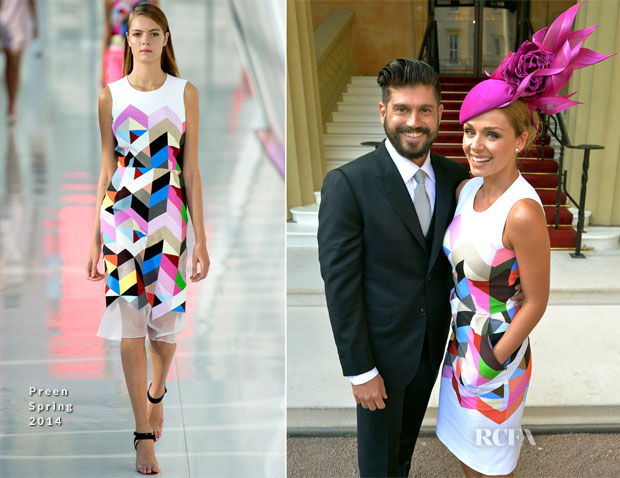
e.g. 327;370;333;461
348;139;436;385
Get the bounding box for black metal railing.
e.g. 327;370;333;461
418;20;439;72
515;0;534;50
543;113;604;257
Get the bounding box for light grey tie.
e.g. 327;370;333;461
413;170;431;235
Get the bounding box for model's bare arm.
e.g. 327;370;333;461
492;199;550;364
85;87;118;281
182;81;209;282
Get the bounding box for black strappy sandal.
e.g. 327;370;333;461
133;432;158;475
147;383;167;403
147;383;167;442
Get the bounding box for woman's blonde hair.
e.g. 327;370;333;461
500;99;540;153
122;3;180;78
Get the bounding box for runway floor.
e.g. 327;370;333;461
0;1;284;476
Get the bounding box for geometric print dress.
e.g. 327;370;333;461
436;173;544;475
97;74;188;343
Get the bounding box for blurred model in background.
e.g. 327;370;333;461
101;0;158;87
0;0;38;123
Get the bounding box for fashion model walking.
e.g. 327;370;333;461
85;4;209;474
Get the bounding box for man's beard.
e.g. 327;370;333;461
383;121;438;161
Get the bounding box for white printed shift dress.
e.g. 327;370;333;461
97;74;188;343
436;173;544;475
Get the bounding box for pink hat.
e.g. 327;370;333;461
459;2;614;124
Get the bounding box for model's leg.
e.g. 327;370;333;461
460;461;483;477
480;470;512;478
4;49;23;117
121;337;159;475
398;338;440;477
148;337;176;440
356;385;405;477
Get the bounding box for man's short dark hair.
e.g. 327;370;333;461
377;58;441;106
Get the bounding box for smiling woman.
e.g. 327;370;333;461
435;3;613;475
437;95;551;477
85;3;209;475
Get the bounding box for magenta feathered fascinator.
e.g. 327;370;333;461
459;2;614;124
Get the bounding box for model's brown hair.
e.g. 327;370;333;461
501;99;540;153
122;3;180;78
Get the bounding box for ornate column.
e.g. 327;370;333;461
286;0;325;218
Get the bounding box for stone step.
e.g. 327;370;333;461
581;227;620;250
344;85;381;96
326;122;385;134
323;133;385;146
290;204;319;226
340;93;382;104
287;222;318;248
350;76;378;86
331;111;381;123
326;121;463;134
336;102;381;113
325;145;374;160
345;84;471;97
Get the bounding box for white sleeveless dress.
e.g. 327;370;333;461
436;173;544;475
97;74;189;343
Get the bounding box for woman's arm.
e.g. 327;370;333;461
492;199;550;363
182;81;210;282
85;86;117;280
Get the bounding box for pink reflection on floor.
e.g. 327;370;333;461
49;201;105;379
228;69;253;135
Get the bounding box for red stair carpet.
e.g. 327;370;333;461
434;76;576;249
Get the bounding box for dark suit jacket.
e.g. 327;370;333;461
317;140;470;388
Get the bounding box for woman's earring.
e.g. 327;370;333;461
515;148;519;153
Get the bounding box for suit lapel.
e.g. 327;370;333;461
374;142;428;253
428;154;452;270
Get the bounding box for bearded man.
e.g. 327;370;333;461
318;58;470;477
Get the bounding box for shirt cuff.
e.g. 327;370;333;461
347;368;379;385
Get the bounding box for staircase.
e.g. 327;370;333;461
288;75;578;249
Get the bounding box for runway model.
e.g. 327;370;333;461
86;4;209;474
